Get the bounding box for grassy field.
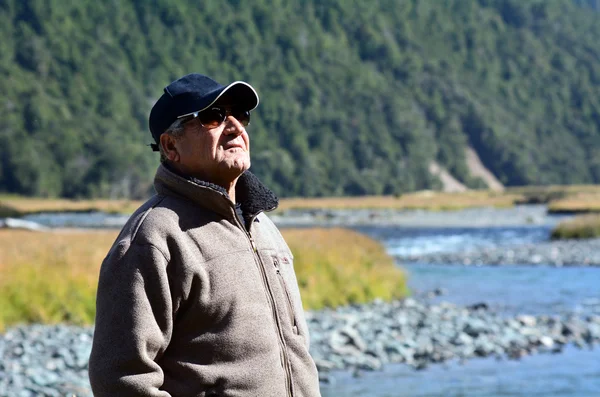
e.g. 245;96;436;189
1;190;521;216
277;190;520;211
551;214;600;240
284;228;408;309
0;229;114;331
508;186;600;211
546;193;600;214
0;228;407;331
0;195;143;217
4;185;600;217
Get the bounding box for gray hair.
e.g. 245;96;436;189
159;118;187;163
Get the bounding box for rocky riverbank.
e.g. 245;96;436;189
308;298;600;382
401;238;600;267
2;297;599;396
0;325;93;397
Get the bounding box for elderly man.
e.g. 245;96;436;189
89;73;321;397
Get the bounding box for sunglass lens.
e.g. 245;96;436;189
198;107;226;128
232;110;251;126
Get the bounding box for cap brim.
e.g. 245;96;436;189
178;81;259;118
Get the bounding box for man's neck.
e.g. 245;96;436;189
165;161;238;203
225;183;237;204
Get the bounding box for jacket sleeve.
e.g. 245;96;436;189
89;241;173;397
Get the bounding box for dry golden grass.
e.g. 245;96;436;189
0;195;144;217
547;193;600;214
0;228;407;330
508;185;600;208
0;229;117;331
507;185;600;195
278;190;521;212
0;191;521;217
283;228;408;310
6;184;600;216
2;190;521;217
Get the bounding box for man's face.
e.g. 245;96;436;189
170;101;251;187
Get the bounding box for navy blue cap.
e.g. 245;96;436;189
148;73;259;151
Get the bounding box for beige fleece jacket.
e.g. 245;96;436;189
88;164;321;397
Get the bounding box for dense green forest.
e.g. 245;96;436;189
1;0;599;198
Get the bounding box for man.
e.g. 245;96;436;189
89;73;321;397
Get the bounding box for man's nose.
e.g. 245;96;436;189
223;116;245;135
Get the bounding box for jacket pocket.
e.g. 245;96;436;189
273;256;299;335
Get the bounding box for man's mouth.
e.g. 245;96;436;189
224;143;244;150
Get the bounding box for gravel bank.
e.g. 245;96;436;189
401;238;600;266
2;298;599;395
308;298;600;382
0;325;93;397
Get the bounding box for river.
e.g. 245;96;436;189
320;224;600;397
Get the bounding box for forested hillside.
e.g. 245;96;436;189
1;0;599;198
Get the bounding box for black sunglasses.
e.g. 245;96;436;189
177;106;251;129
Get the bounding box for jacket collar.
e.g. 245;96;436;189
154;163;279;222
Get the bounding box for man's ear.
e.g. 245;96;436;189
160;133;180;162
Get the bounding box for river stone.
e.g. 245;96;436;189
340;327;368;352
314;359;335;371
464;318;489;337
452;332;473;346
517;315;537;327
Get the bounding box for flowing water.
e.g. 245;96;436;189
321;346;600;397
320;225;600;397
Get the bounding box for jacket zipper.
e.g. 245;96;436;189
235;213;293;397
274;257;298;333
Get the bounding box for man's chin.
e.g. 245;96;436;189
221;160;250;178
228;155;250;170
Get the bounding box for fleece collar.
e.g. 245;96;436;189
154;163;278;223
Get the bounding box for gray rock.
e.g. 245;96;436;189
517;315;537;327
340;327;368;352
